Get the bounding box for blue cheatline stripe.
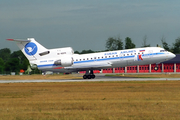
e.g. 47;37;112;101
38;64;55;67
37;53;165;68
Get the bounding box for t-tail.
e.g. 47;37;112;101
7;38;48;61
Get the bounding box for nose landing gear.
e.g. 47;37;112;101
154;64;159;71
83;70;95;79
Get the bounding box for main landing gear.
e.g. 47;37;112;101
83;70;95;79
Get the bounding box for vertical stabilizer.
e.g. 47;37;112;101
7;38;48;61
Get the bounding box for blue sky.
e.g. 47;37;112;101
1;0;180;52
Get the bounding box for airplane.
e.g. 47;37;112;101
7;38;176;79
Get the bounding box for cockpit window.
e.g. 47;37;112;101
160;50;167;52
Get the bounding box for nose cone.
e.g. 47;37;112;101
169;52;176;59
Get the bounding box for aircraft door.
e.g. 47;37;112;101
119;53;127;66
148;50;153;58
119;53;124;61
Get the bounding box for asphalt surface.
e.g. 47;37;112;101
0;74;180;83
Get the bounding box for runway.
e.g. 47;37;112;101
0;75;180;83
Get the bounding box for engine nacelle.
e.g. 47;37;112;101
54;55;73;67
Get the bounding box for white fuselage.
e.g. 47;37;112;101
7;38;175;74
32;47;175;73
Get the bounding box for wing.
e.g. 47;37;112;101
64;62;112;70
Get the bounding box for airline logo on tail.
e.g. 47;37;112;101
24;42;38;56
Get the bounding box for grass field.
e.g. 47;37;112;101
0;80;180;120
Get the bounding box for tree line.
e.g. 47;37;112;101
0;36;180;74
0;48;40;74
75;36;180;54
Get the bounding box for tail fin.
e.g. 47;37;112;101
7;38;48;61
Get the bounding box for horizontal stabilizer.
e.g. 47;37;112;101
6;39;30;42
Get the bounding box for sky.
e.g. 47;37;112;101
1;0;180;52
